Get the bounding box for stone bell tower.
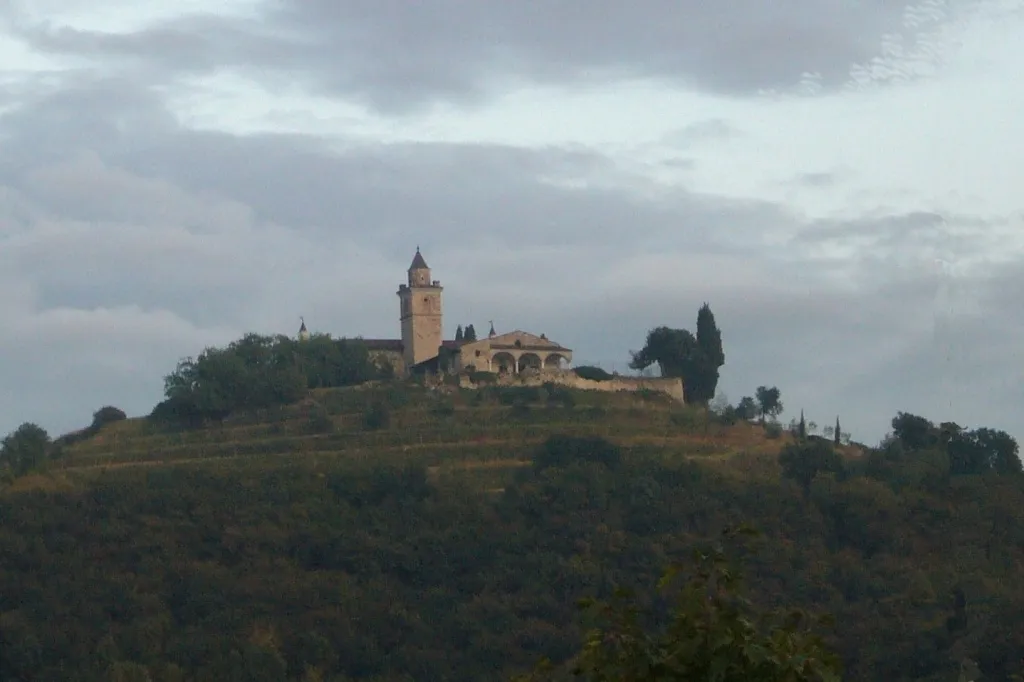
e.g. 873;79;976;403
397;247;443;368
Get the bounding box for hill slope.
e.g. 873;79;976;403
2;383;1022;682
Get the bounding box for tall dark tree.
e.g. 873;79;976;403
454;325;464;342
798;410;807;440
464;324;477;342
693;302;725;402
834;416;841;446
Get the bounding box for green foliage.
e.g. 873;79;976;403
532;434;623;472
464;324;478;342
778;439;843;498
755;386;783;423
455;325;464;342
0;422;51;476
764;422;783;439
573;366;614;382
363;401;391;431
735;396;758;420
518;529;841;682
155;333;384;428
304;404;335;435
628;305;725;404
543;384;577;409
92;406;128;431
884;412;1021;477
629;326;695;380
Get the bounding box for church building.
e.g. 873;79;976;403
355;249;573;376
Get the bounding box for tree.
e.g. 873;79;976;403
735;396;758;420
798;410;807;439
629;306;726;405
455;325;464;342
834;416;841;446
693;303;726;403
755;386;783;423
779;439;843;499
464;324;477;342
517;528;841;682
0;422;51;476
891;412;938;451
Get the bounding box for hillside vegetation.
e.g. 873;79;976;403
3;311;1024;682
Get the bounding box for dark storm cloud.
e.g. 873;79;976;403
8;1;953;111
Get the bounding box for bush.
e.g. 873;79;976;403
431;399;456;418
574;366;613;382
305;405;335;434
91;406;127;431
533;434;622;472
764;422;783;439
363;402;391;431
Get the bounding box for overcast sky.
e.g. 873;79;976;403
2;1;1023;446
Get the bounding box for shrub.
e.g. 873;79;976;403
305;405;335;434
533;434;622;472
363;402;391;431
574;365;613;382
91;406;127;431
765;422;783;439
431;400;456;418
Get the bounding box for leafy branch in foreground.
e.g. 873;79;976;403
514;527;841;682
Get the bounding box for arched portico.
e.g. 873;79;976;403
492;351;516;374
544;353;567;369
518;352;542;372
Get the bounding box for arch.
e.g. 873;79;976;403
492;352;516;375
544;353;567;369
518;352;542;372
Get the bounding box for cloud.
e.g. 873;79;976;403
0;30;1019;453
5;1;983;112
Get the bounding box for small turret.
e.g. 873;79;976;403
488;320;496;338
298;316;310;342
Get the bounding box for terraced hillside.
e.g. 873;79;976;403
55;382;790;486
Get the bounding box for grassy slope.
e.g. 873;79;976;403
43;383;808;490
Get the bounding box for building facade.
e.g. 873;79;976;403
354;249;572;376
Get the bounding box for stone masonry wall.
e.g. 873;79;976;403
458;369;684;403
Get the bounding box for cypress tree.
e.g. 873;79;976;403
455;325;464;342
694;303;725;403
834;416;841;445
798;410;806;439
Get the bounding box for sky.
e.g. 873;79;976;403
1;0;1024;446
